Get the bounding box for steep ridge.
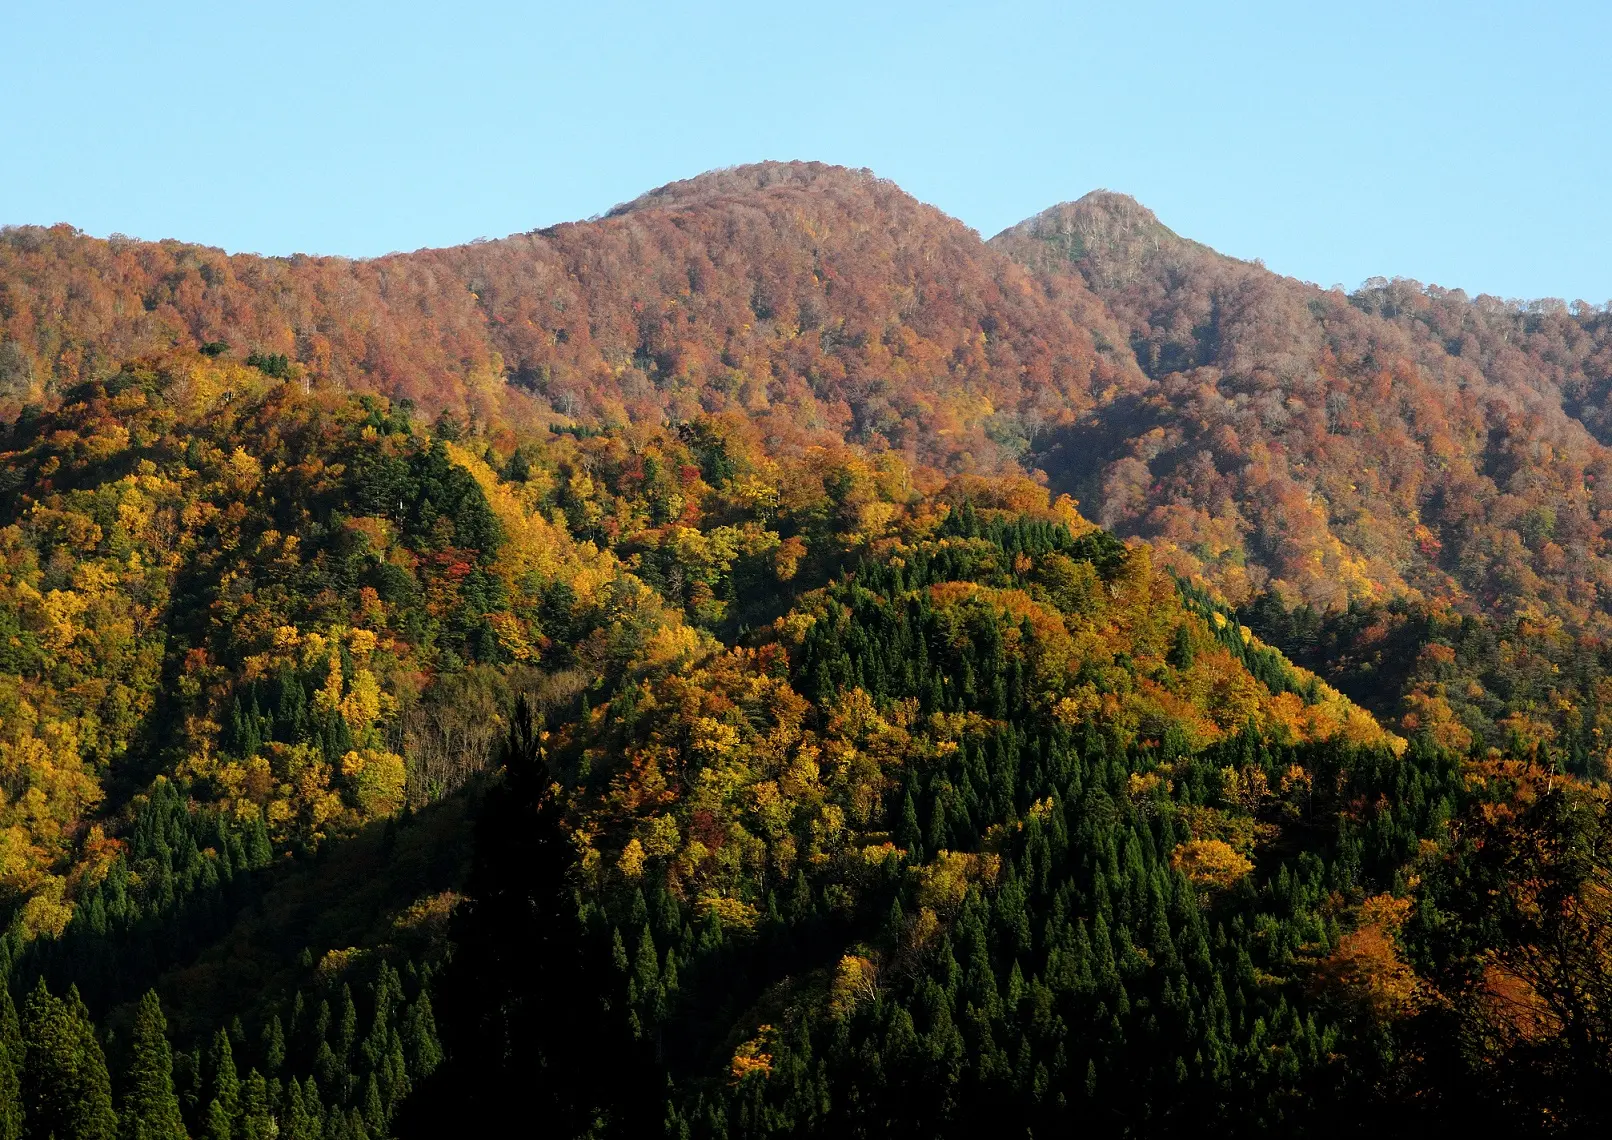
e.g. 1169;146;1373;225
0;162;1144;471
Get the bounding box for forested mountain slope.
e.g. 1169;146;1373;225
10;163;1610;638
1;165;1612;1136
0;163;1141;471
994;192;1612;621
0;350;1457;1138
993;194;1612;761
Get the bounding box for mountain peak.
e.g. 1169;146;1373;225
604;161;886;218
990;190;1206;287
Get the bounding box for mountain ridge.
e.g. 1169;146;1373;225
5;161;1612;750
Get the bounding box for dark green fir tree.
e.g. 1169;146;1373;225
121;991;185;1140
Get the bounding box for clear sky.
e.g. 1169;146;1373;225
2;1;1606;302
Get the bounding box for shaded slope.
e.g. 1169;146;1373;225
994;193;1612;627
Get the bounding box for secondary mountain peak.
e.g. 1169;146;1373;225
990;190;1209;288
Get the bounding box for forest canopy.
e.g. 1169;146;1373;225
0;163;1608;1135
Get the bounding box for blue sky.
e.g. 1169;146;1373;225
2;1;1606;302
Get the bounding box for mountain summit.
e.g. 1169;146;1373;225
991;189;1210;288
0;161;1142;469
602;159;885;217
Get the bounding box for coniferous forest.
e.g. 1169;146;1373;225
1;163;1611;1135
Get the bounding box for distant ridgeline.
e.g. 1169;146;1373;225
0;337;1599;1135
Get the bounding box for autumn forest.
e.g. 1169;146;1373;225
1;161;1611;1136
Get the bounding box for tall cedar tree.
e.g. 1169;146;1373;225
399;696;659;1136
121;991;185;1140
22;980;117;1140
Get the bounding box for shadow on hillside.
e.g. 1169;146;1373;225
130;789;476;1044
1031;394;1166;513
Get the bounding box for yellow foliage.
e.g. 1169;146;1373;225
339;669;384;732
915;850;999;916
226;447;262;491
829;954;880;1015
1172;839;1254;889
341;749;407;817
643;814;681;858
696;893;759;931
1402;689;1475;753
486;612;537;662
618;838;646;881
774;535;807;582
317;947;369;980
18;878;73;939
1315;894;1419;1020
640;622;708;671
312;642;342;712
730;1027;775;1083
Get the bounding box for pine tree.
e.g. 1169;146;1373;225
360;1075;383;1134
335;987;356;1068
299;1078;326;1139
260;1017;285;1076
239;1070;272;1140
204;1028;238;1139
897;789;923;862
22;980;118;1140
204;1097;231;1140
399;996;440;1080
121;991;185;1140
282;1081;315;1140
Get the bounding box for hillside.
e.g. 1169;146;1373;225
12;165;1610;635
10;167;1610;629
1;166;1611;1135
993;194;1612;760
0;351;1440;1137
994;192;1612;620
0;163;1142;472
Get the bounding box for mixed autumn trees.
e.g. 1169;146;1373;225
7;162;1612;765
0;342;1457;1136
1;165;1612;1134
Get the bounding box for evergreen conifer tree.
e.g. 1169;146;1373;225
22;980;118;1140
260;1017;284;1077
204;1029;238;1139
203;1098;231;1140
239;1070;272;1140
398;695;660;1136
120;991;185;1140
282;1081;313;1140
399;996;440;1080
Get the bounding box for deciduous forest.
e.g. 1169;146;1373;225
0;162;1609;1135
